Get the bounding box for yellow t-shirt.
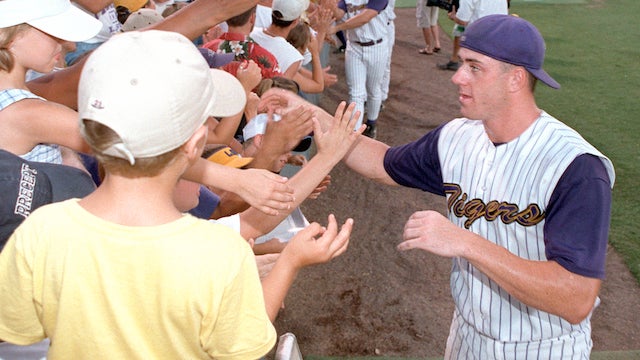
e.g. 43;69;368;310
0;199;276;359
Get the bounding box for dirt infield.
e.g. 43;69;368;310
272;8;640;358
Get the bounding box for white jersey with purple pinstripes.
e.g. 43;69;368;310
438;113;614;359
340;0;389;43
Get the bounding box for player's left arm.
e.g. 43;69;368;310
331;8;378;33
399;154;613;324
400;213;602;325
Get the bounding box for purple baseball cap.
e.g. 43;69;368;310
460;14;560;89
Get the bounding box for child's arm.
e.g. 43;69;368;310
183;159;295;216
260;214;353;321
238;101;363;239
0;97;91;154
292;31;324;93
150;0;259;41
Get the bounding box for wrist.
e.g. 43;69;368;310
313;150;341;169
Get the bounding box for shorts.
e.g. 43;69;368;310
416;0;440;28
452;24;466;37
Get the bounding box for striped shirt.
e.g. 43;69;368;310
0;89;62;164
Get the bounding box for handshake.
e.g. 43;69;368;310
426;0;459;12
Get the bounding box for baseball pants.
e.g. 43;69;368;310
345;40;390;129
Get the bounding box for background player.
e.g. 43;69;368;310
329;0;389;138
379;0;395;110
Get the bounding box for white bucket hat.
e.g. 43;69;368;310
0;0;102;42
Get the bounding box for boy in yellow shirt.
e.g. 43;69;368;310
0;30;354;359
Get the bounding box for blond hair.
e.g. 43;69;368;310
0;23;30;73
255;76;300;97
82;120;182;178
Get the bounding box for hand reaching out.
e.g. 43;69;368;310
235;168;295;215
255;253;280;279
309;6;334;36
257;89;290;114
322;66;338;87
281;214;352;269
244;91;260;121
263;105;315;154
313;101;364;160
308;174;331;199
236;60;262;92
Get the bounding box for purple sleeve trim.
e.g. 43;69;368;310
544;154;612;279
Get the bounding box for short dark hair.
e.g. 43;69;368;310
226;6;256;27
271;13;295;28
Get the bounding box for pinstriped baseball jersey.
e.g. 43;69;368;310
339;0;389;43
338;0;390;127
383;112;615;359
438;114;613;359
380;0;395;101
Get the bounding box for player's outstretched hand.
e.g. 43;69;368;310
397;210;468;258
281;214;352;269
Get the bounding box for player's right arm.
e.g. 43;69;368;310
342;136;399;186
257;87;400;186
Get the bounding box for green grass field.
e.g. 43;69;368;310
396;0;640;283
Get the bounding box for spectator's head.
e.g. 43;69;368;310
286;22;311;54
271;0;309;27
242;114;291;173
255;76;300;97
226;6;257;28
161;2;188;18
78;30;246;177
0;0;101;72
460;14;560;90
121;8;164;32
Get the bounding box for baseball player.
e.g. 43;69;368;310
329;0;390;138
321;14;614;358
379;0;395;109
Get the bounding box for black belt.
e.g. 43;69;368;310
354;38;383;47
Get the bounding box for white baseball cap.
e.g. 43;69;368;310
78;30;247;165
0;0;102;42
243;113;312;152
272;0;310;22
243;113;280;142
121;9;165;32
